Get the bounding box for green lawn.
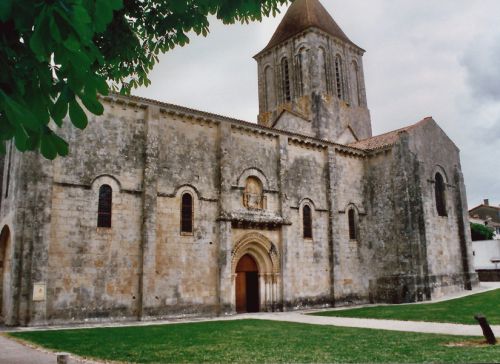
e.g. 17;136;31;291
311;289;500;325
9;319;500;363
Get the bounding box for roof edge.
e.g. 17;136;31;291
254;26;365;59
102;92;368;156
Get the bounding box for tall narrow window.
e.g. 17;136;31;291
181;193;194;233
97;185;112;228
348;208;357;240
334;55;344;100
352;61;361;106
319;47;329;94
281;58;291;102
303;205;313;239
295;52;304;97
264;66;275;111
435;173;447;217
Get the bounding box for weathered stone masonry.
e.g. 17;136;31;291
0;0;478;326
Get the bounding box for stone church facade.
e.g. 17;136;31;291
0;0;478;326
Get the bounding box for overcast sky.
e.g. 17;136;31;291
136;0;500;209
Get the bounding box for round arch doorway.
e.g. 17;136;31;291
235;254;260;313
0;226;12;323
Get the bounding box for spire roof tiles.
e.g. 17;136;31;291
256;0;361;56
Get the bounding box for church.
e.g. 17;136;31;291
0;0;478;326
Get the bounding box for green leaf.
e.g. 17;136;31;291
14;125;29;151
94;0;118;33
27;89;50;125
29;7;50;61
63;34;81;52
0;0;12;22
69;99;88;129
49;17;62;43
1;92;40;131
25;132;40;151
109;0;123;10
0;115;15;140
67;49;92;71
50;133;69;157
72;5;91;25
50;93;68;126
93;76;109;96
79;94;104;115
40;133;57;160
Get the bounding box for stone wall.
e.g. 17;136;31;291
407;120;478;297
0;96;477;326
331;151;369;304
282;141;330;308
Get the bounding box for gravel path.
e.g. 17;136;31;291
242;312;500;336
0;335;56;364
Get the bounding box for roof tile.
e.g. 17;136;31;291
257;0;360;56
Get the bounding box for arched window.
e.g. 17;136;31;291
352;61;361;106
281;58;291;103
334;55;345;100
244;176;265;210
264;66;275;110
181;193;194;233
303;205;313;239
348;208;357;240
180;193;194;233
97;185;112;228
295;52;304;97
435;173;447;217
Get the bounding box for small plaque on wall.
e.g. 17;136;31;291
33;282;46;302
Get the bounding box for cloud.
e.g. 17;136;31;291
461;35;500;101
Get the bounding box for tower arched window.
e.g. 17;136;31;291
281;57;291;102
181;193;194;234
334;55;345;100
352;61;361;106
97;184;112;228
435;173;447;217
348;208;357;240
264;66;275;111
295;52;304;97
303;205;313;239
319;47;329;94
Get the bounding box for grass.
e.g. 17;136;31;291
311;289;500;325
9;319;500;363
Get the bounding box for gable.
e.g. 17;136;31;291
272;110;314;137
336;125;359;145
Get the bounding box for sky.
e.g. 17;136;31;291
136;0;500;209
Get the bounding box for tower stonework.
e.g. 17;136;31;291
255;0;372;143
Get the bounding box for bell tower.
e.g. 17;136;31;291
254;0;372;143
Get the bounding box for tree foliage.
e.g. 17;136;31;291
0;0;289;159
470;222;494;241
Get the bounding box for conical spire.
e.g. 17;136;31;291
257;0;360;55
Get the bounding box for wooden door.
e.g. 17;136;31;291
235;254;259;313
235;272;246;313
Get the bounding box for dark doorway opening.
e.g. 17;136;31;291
235;254;260;313
0;226;10;323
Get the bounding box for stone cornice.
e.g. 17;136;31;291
101;93;370;159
